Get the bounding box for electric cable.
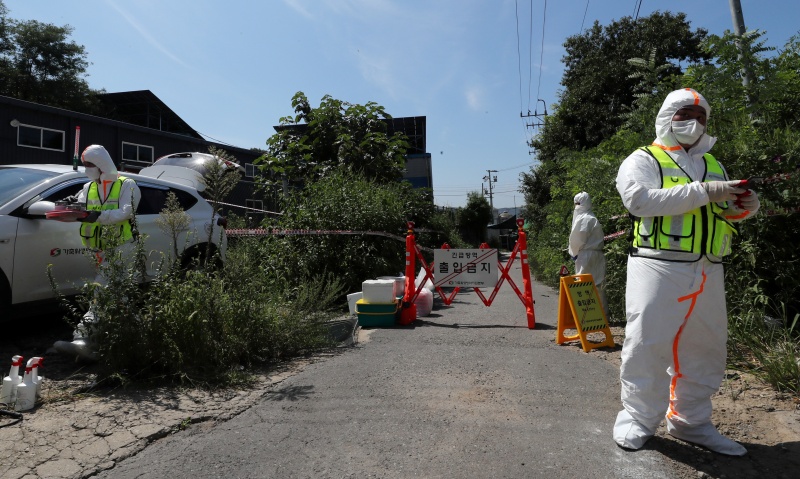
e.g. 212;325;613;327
535;0;547;109
527;0;534;112
515;0;524;115
514;0;531;145
496;161;533;172
197;131;239;148
580;0;590;32
633;0;643;20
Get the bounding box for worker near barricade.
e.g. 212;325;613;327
568;191;608;318
53;145;141;362
613;88;759;455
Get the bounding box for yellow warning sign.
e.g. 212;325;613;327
556;274;615;352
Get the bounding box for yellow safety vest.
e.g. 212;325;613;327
631;146;737;263
79;176;135;250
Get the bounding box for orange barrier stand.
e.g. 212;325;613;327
399;219;536;328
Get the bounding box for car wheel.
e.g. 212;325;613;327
0;271;12;320
180;243;223;270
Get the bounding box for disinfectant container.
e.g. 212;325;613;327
1;355;23;405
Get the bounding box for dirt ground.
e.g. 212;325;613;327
589;326;800;479
2;317;799;479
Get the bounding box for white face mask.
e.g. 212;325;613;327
671;119;705;145
85;166;101;181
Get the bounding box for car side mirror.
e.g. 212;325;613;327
27;201;56;216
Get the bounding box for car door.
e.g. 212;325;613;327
12;179;93;304
131;181;201;277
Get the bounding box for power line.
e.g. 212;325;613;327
527;0;534;112
580;0;590;32
633;0;643;20
197;131;238;148
496;161;534;172
515;0;524;115
514;0;531;146
535;0;547;103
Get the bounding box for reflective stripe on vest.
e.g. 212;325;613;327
79;176;134;250
631;146;737;263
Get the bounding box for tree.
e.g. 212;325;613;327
523;12;711;232
271;168;430;295
458;192;493;246
0;1;101;113
531;12;711;163
257;92;410;188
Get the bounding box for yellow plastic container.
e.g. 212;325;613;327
355;299;399;327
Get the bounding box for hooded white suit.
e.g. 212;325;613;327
54;145;141;361
76;144;141;231
612;89;759;455
568;192;607;316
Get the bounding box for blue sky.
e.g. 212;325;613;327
10;0;799;208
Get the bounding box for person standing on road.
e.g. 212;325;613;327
568;191;608;318
613;88;759;456
53;145;141;361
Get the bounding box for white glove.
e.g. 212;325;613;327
703;181;746;203
736;190;760;211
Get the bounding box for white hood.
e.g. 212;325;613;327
572;191;592;229
653;88;716;154
573;191;592;214
81;145;119;184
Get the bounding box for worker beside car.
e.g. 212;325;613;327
53;145;141;362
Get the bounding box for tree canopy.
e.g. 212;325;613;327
257;92;410;188
531;11;711;162
458;191;493;246
0;1;101;112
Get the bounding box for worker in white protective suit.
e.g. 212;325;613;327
568;192;608;318
53;145;141;362
613;88;759;456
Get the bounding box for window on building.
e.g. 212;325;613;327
122;142;154;165
17;124;65;152
245;163;257;178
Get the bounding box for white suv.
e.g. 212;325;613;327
0;164;227;319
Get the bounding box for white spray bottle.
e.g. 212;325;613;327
14;358;36;412
31;357;44;398
1;355;23;405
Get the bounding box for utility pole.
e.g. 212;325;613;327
483;170;498;223
729;0;755;107
521;99;548;155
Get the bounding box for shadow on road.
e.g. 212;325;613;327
415;319;531;329
264;384;315;402
641;435;800;477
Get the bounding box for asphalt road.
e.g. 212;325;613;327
93;259;683;479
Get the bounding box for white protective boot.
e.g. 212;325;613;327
667;419;747;456
53;339;98;362
613;409;657;450
53;313;99;362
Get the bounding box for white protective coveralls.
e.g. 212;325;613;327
613;89;759;455
568;192;607;317
53;145;141;361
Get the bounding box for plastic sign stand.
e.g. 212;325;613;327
556;274;614;352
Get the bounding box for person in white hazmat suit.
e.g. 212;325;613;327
613;88;759;456
568;192;608;318
53;145;141;362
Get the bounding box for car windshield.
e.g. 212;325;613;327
0;167;61;208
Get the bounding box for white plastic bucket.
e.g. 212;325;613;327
347;292;363;315
377;276;405;297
